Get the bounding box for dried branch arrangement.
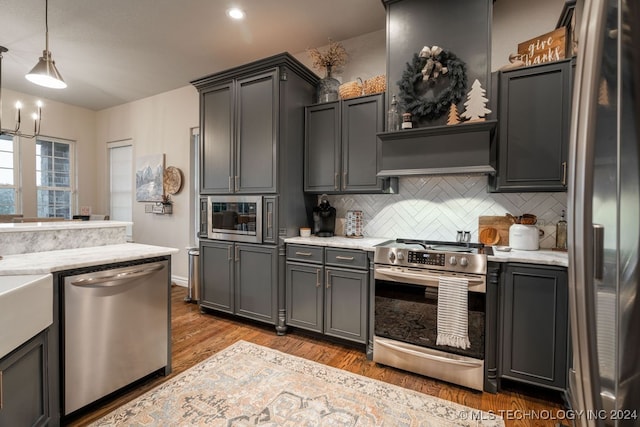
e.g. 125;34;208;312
307;39;348;71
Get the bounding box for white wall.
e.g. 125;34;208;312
95;85;199;283
1;88;99;216
492;0;567;70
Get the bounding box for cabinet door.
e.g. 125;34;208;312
236;70;278;193
304;102;341;192
0;331;49;427
235;244;278;324
493;60;571;192
501;264;568;390
200;241;234;313
201;82;234;194
325;267;368;344
342;94;384;192
286;262;324;333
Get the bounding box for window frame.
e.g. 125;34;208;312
0;134;20;214
35;136;76;219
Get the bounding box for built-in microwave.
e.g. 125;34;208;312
207;195;263;243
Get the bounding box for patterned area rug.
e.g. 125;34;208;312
91;341;503;426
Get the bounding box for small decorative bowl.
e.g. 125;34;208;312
300;228;311;237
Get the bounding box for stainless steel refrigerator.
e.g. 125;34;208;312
568;0;640;426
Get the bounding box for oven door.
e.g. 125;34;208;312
207;196;262;243
373;265;487;391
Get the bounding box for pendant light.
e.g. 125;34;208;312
25;0;66;89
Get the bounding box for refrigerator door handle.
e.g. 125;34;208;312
593;224;604;281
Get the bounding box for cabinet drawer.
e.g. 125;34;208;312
287;245;324;264
325;248;368;270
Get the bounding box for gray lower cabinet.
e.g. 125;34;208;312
286;245;368;344
200;241;277;325
489;59;572;192
0;330;49;427
305;93;390;194
500;263;569;391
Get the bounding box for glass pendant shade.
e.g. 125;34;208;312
25;50;66;89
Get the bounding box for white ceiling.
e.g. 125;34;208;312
0;0;386;111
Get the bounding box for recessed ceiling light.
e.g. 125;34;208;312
226;7;245;20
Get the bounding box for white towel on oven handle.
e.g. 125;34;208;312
436;276;471;349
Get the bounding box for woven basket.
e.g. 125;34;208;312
363;75;386;94
339;80;364;100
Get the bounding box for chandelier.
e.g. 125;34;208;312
0;46;43;139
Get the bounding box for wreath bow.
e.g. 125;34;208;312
419;46;448;81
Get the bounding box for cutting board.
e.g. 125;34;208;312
478;216;514;245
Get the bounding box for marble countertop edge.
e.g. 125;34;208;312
0;243;179;275
0;220;131;233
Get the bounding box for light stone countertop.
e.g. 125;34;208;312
487;248;568;267
0;220;131;233
0;243;179;275
284;236;569;267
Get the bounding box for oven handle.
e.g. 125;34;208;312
374;266;486;293
375;338;483;368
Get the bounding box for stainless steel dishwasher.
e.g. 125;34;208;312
63;259;170;415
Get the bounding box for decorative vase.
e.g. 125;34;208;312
317;65;340;103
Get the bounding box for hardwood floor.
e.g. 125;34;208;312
67;285;567;427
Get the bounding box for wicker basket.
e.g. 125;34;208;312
339;80;364;100
363;75;386;95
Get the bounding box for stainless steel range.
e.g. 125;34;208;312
373;238;490;391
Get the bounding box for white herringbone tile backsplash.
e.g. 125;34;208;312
326;176;567;248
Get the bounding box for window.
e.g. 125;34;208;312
0;135;18;214
109;140;133;240
36;138;74;218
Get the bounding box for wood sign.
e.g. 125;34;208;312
517;27;566;66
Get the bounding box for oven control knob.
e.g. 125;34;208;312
397;252;405;261
388;252;396;263
449;256;457;265
460;257;469;267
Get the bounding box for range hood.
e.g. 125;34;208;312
377;120;497;177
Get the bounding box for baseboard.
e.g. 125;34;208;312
172;275;188;287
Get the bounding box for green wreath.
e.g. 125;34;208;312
397;47;467;121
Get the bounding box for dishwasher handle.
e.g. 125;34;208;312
68;262;166;287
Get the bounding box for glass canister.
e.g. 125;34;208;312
345;210;363;238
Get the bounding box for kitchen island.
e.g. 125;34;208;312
0;220;178;426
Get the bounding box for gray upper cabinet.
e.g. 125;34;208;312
489;59;572;192
305;93;390;193
199;70;277;194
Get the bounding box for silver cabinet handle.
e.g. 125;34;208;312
561;161;567;186
295;251;313;257
342;170;347;190
235;245;239;262
267;211;273;229
227;245;232;261
326;269;331;288
593;224;604;280
335;255;354;261
316;268;321;288
234;175;239;192
334;173;339;191
69;263;165;287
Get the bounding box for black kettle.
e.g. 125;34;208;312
312;195;336;237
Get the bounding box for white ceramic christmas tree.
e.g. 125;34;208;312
461;79;491;122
